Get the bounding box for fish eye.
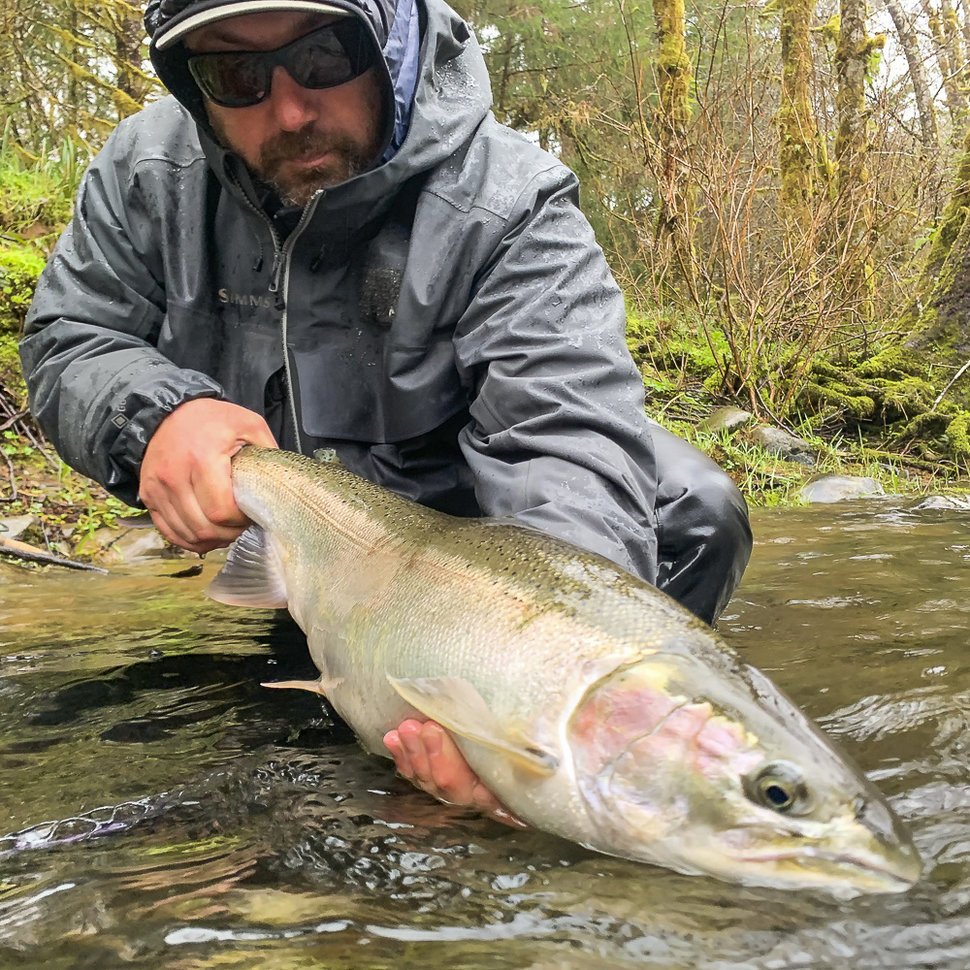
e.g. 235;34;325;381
743;761;810;815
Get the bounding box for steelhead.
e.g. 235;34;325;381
207;446;921;895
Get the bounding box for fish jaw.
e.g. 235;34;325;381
568;659;922;895
707;816;923;896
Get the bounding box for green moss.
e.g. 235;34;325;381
819;14;840;42
877;376;935;420
927;206;968;272
853;345;925;379
0;242;46;332
625;309;731;383
0;326;24;395
810;357;874;391
799;380;875;418
0;159;75;241
918;130;970;283
945;412;970;455
787;346;947;429
899;410;950;439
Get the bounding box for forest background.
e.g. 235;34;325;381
2;0;970;561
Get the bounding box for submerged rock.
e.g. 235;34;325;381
89;525;184;564
909;494;970;512
799;475;886;503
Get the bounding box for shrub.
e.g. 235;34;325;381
0;243;46;334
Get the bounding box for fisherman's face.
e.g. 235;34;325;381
185;11;385;206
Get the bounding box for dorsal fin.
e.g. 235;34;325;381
312;448;341;465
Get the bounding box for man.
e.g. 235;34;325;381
20;0;751;816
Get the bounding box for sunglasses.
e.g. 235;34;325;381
187;19;377;109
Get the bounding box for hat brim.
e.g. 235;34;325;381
154;0;351;50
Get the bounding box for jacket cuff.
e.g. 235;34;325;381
103;369;225;506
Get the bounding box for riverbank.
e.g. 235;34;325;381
3;373;968;568
0;334;147;566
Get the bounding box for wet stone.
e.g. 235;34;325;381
0;515;37;541
104;527;178;563
749;426;815;465
910;495;970;512
798;475;886;503
698;407;754;434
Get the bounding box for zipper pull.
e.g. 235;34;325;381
268;249;286;309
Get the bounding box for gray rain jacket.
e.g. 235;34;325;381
21;0;662;584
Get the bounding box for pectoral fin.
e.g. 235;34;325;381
387;675;558;777
206;526;288;609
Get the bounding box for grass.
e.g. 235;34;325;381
659;412;962;509
1;323;136;561
0;121;87;241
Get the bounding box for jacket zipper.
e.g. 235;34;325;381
233;180;324;456
273;193;324;456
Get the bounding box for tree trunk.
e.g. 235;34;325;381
111;6;148;107
941;0;969;120
779;0;819;240
883;0;938;148
651;0;696;293
920;0;968;127
835;0;878;318
905;128;970;405
959;0;970;51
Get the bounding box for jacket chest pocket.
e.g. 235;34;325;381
288;206;468;444
288;323;467;444
159;302;284;414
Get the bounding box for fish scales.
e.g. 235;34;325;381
208;446;922;895
231;450;689;705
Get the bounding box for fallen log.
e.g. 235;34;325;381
0;534;108;573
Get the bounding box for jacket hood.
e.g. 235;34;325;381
144;0;483;177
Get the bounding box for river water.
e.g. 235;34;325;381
1;500;969;968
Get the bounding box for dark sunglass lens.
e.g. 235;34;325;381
291;31;354;88
190;53;269;107
334;20;375;77
290;21;374;90
188;20;376;107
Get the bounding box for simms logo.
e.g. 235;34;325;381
218;288;274;308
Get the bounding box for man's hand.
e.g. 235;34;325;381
139;398;277;554
384;719;526;828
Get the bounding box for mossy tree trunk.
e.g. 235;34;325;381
835;0;881;322
108;4;154;108
779;0;820;251
940;0;968;121
920;0;968;127
652;0;697;296
0;0;154;155
883;0;938;149
905;130;970;407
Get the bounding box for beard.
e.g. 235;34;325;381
254;124;375;206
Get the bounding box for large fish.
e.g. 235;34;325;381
207;446;921;895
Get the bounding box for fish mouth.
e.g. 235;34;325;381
731;845;921;893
